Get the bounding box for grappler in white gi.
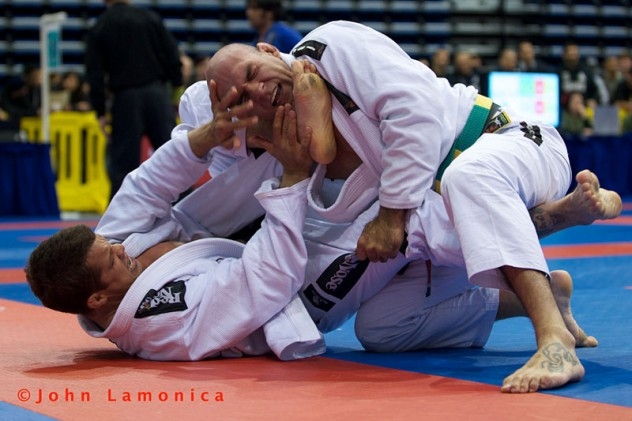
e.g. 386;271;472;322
26;71;618;388
205;21;623;392
26;90;326;361
168;79;613;350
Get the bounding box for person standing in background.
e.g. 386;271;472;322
558;42;601;109
85;0;182;199
600;55;623;104
246;0;303;53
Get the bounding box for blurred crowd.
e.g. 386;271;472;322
421;41;632;137
1;2;631;146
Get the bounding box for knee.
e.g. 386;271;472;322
354;307;406;353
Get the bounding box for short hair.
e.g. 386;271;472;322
25;224;103;314
246;0;284;20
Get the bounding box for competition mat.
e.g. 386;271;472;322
1;202;631;420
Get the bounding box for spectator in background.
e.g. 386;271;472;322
179;50;196;88
61;71;92;112
559;91;593;138
429;48;451;78
517;40;553;73
85;0;182;200
612;68;632;133
558;42;601;109
447;50;481;91
600;55;624;104
193;56;209;83
479;47;519;97
0;64;41;123
618;50;632;74
172;49;197;110
496;48;519;72
246;0;303;53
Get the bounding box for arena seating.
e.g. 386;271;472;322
0;0;629;78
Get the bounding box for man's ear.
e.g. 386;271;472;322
87;292;107;311
256;42;281;57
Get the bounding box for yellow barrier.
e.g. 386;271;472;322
20;112;111;214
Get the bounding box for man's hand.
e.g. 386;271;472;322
188;79;259;158
356;207;407;262
249;104;314;187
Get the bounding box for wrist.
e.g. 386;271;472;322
378;206;407;225
188;123;218;158
280;171;310;188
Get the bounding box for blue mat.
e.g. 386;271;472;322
2;204;631;409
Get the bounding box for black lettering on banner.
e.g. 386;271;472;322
315;253;369;300
519;121;543;146
303;284;335;312
135;280;188;318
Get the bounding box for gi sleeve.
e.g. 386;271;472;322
96;134;211;255
182;178;310;360
302;21;460;210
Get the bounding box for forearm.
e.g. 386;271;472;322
188;122;224;158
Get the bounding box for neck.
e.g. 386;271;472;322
137;241;183;269
87;298;122;331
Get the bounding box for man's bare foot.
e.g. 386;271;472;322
500;336;585;393
292;60;336;165
530;169;623;238
550;270;598;348
571;169;622;224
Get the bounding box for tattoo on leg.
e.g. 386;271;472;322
540;343;579;373
530;208;565;238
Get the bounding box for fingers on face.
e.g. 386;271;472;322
283;107;297;140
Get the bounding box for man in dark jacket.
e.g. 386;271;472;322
85;0;183;199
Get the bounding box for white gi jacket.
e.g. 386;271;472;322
288;20;478;211
289;21;571;291
81;135;324;361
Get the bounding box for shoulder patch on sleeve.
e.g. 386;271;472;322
292;40;358;115
135;280;188;319
292;40;327;61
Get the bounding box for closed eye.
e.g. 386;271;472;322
236;63;256;105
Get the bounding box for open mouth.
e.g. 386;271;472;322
127;255;137;272
271;84;280;106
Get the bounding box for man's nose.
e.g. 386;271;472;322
112;243;125;257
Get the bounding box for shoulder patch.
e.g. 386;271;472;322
292;39;358;115
292;40;327;61
135;280;188;319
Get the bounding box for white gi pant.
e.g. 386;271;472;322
441;120;571;290
300;167;500;351
355;263;498;352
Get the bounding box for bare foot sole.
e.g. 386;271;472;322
550;270;598;348
291;60;336;165
500;341;585;393
572;169;622;224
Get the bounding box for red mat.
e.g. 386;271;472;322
2;299;631;420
